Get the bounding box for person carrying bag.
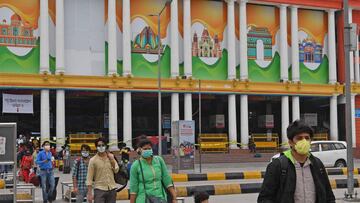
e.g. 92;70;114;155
130;138;177;203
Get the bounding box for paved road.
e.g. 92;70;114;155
14;160;360;203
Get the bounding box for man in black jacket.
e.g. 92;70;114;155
258;120;335;203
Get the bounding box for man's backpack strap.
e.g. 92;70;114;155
278;154;289;194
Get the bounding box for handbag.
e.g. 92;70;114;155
138;159;167;203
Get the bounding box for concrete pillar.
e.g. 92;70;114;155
171;0;180;77
55;0;65;74
41;90;50;142
170;0;180;147
292;96;300;121
328;9;337;84
226;0;237;149
55;0;65;151
291;6;299;82
40;0;49;73
123;0;131;75
184;94;192;120
280;4;288;81
56;90;65;152
239;0;248;80
123;0;132;147
123;92;132;147
330;95;338;141
240;95;249;149
184;0;192;121
108;92;119;151
228;95;237;149
108;0;117;75
227;0;236;79
281;96;289;146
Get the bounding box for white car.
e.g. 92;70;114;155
271;141;347;168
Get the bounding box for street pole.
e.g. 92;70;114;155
343;0;356;200
151;1;171;156
157;13;162;156
199;79;202;173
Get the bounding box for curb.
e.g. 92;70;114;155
171;168;359;182
116;178;360;200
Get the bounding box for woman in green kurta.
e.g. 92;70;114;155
130;138;177;203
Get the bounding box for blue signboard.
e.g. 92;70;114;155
356;109;360;118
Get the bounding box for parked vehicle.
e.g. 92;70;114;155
271;141;347;168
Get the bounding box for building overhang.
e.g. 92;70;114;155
0;73;346;96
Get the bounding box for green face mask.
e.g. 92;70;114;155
294;139;311;155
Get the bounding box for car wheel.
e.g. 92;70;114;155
334;160;347;168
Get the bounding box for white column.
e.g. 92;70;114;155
55;0;64;73
280;5;289;146
239;0;249;148
184;94;192;120
171;94;179;122
349;8;355;82
184;0;192;77
55;0;65;151
291;6;300;123
123;92;132;147
352;94;356;147
108;0;118;151
281;96;289;146
56;90;65;151
226;0;237;149
330;95;338;141
292;96;300;121
170;0;180;145
40;0;49;73
108;92;118;151
280;4;288;81
108;0;117;75
328;9;339;142
171;93;179;146
328;9;337;84
240;95;249;149
228;95;237;149
227;0;236;79
123;0;132;147
41;90;50;142
291;6;299;82
123;0;131;75
40;0;50;142
239;0;248;80
171;0;179;77
184;0;192;121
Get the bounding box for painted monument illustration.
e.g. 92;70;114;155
132;26;164;54
299;37;323;63
0;13;37;48
247;26;272;61
192;28;222;58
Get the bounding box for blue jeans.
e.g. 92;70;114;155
40;169;55;202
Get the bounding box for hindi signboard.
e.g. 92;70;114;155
2;94;33;114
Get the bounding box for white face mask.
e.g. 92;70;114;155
97;146;106;153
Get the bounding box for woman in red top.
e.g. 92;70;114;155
20;149;33;183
